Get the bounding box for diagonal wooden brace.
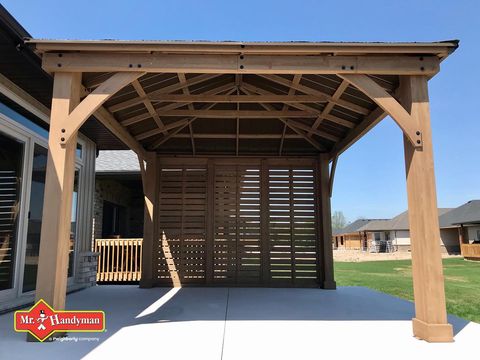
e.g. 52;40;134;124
59;72;145;146
339;74;423;148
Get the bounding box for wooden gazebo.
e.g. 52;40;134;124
27;39;457;342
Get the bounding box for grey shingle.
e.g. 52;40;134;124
96;150;140;173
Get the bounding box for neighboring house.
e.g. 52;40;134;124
94;151;143;241
333;208;461;254
332;219;389;251
0;5;123;312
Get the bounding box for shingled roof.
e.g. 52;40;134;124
438;200;480;226
96;150;140;173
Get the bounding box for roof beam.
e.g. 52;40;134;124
120;82;234;127
241;82;356;129
242;87;325;151
153;110;317;118
308;80;349;137
145;94;325;103
177;73;196;155
279;74;301;155
149;88;238;150
108;73;222;113
45;52;439;75
171;133;305;139
131;79;168;135
257;74;370;115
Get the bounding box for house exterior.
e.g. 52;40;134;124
333;204;480;254
94;150;143;241
0;5;125;312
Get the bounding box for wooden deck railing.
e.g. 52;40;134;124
94;238;143;282
461;244;480;260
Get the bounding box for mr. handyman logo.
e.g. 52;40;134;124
14;299;105;342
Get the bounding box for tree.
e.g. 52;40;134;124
331;211;347;230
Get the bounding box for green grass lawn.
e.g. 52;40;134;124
334;258;480;323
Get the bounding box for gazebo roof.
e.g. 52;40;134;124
26;39;458;157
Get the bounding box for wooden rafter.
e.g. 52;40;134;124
279;74;301;155
177;73;196;155
149;87;238;150
108;73;222;113
138;94;325;103
133;83;237;141
240;83;340;143
121;82;234;127
257;74;370;115
152;110;318;118
171;134;304;139
242;86;325;151
308;80;349;137
131;79;167;135
240;82;356;129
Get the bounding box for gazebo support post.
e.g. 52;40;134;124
318;154;336;289
138;152;158;288
29;73;81;341
400;75;453;342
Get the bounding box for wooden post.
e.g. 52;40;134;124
317;154;336;289
139;152;158;288
34;72;81;307
400;75;453;342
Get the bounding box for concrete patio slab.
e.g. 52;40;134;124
0;286;477;360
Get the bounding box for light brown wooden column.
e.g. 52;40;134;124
317;154;336;289
400;75;453;342
139;152;158;288
34;72;81;311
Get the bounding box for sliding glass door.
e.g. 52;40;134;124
22;144;47;292
0;131;24;292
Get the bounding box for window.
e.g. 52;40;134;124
102;201;127;238
22;144;48;292
76;143;83;160
68;170;80;278
374;232;381;241
476;230;480;241
0;131;24;291
384;232;390;241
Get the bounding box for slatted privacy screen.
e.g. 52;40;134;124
155;159;320;287
213;166;262;285
157;167;207;284
268;167;318;286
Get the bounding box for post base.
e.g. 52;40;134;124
321;280;337;290
412;317;454;343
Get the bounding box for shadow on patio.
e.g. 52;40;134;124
0;286;475;360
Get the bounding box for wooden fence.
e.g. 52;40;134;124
94;238;143;282
461;244;480;260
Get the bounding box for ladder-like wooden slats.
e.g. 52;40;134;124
157;167;207;284
95;238;142;282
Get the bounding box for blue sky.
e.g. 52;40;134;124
3;0;479;223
